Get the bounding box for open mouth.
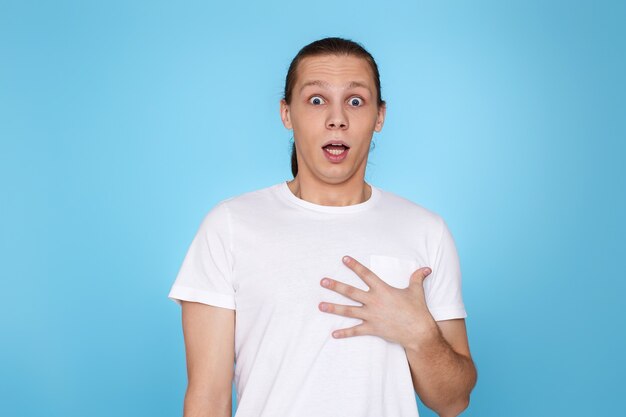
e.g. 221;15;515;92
321;143;350;162
322;143;350;155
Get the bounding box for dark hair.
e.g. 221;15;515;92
283;37;385;178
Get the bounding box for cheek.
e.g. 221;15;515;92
292;115;324;139
352;109;379;126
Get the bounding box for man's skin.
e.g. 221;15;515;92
280;53;477;416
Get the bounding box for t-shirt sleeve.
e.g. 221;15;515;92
423;216;467;321
168;202;236;310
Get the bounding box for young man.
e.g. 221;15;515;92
169;37;477;417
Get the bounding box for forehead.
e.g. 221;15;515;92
295;54;376;88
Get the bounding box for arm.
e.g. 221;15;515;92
181;301;235;417
405;318;477;417
316;256;477;416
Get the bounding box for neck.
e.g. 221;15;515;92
286;176;372;207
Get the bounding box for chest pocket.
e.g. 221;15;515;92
368;254;423;289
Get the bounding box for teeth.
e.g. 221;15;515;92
326;148;345;155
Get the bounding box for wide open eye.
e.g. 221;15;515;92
348;97;363;107
309;96;325;105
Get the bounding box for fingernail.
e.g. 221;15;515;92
320;303;328;311
424;268;432;276
321;278;330;287
342;256;350;264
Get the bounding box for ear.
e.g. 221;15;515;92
280;99;293;130
374;102;386;132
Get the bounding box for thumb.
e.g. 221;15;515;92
409;267;432;288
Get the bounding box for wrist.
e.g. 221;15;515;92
404;314;440;353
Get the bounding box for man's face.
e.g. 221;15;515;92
280;54;386;185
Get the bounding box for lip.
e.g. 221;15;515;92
322;146;349;163
321;140;350;149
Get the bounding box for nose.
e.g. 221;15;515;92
326;103;348;130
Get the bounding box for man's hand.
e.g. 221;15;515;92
318;255;438;348
319;255;476;416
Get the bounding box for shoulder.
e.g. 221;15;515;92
376;186;446;232
217;182;278;211
201;182;280;221
193;184;275;240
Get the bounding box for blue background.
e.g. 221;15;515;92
1;1;624;416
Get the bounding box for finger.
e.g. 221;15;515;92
332;322;369;339
409;267;432;288
342;255;382;289
320;277;370;303
318;301;364;319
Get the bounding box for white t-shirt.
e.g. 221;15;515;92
168;180;467;417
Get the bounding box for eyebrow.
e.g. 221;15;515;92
299;80;372;94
